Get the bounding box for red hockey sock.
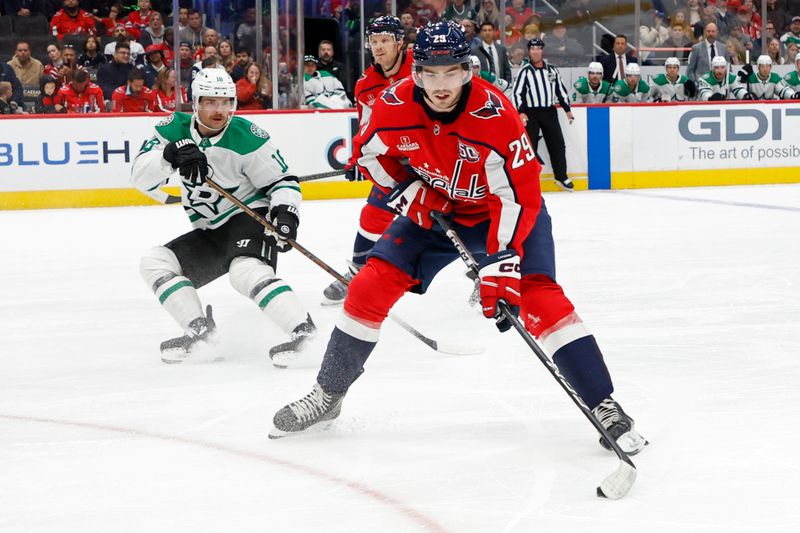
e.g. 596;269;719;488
344;258;417;325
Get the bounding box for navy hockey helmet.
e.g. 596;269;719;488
366;15;404;41
412;21;471;67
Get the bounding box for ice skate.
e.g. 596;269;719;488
555;176;575;191
592;397;648;455
321;261;360;306
160;305;216;364
269;382;345;439
268;315;317;369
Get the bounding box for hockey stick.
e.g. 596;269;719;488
430;211;637;499
203;176;482;356
297;169;346;182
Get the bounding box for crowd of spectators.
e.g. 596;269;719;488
1;0;800;115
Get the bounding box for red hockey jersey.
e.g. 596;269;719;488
353;76;542;257
49;9;96;40
111;85;156;112
353;50;413;123
55;82;105;113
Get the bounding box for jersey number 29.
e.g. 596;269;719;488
508;134;536;169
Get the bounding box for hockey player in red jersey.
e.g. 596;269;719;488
272;21;647;456
321;15;414;305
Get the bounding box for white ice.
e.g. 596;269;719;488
2;184;799;532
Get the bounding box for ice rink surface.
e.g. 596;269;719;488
2;184;799;532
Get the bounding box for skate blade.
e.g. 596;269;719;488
268;420;335;440
320;297;345;307
619;430;648;456
160;350;188;364
555;180;575;192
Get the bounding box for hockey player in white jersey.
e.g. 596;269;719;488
131;68;316;367
648;57;697;101
571;62;612;103
610;63;650;103
737;55;798;100
697;56;747;101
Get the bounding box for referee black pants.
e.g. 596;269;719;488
523;107;568;183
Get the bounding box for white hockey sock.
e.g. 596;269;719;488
141;246;204;331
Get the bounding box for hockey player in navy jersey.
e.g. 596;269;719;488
271;22;647;456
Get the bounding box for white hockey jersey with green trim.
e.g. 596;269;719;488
743;71;796;99
611;79;650;103
571;77;612;103
648;73;691;101
131;112;301;230
697;72;745;101
784;70;800;90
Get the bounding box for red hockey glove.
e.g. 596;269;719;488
478;250;521;332
386;180;452;229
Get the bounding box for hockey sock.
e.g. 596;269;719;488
352;203;395;267
317;321;378;393
141;246;204;330
229;256;307;333
551;334;614;410
343;258;416;323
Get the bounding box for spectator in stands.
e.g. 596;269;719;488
502;14;523;47
143;44;165;86
687;22;729;81
545;19;584;66
104;24;145;65
203;29;220;50
505;0;532;30
757;20;780;50
472;21;511;84
190;45;217;83
767;37;785;63
781;16;800;48
461;18;481;47
713;0;736;37
403;29;418;51
317;40;346;87
55;67;104;112
235;7;257;53
111;68;154;112
50;0;96;40
685;0;703;28
96;3;125;37
34;76;65;113
97;41;133;99
46;43;78;88
442;0;476;23
508;44;527;82
670;9;695;41
77;35;106;71
0;62;23;107
408;0;439;27
177;6;188;31
127;0;153;34
231;47;251;82
5;0;45;18
399;11;415;30
236;62;271;110
563;0;592;25
599;34;638;82
153;67;187;112
521;22;540;43
659;21;693;61
43;43;63;80
724;36;746;64
640;10;670;62
766;0;789;35
0;81;23;114
7;40;44;88
177;41;193;88
786;42;799;65
735;5;761;42
178;8;207;48
218;40;235;74
139;11;166;47
476;0;500;29
302;55;350;109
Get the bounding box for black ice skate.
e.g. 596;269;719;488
268;315;316;369
592;397;648;455
321;262;360;306
269;382;346;439
160;305;216;364
555;176;574;191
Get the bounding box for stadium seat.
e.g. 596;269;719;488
0;16;15;36
13;14;49;38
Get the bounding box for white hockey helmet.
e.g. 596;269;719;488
664;57;680;68
191;68;237;131
625;62;641;76
756;54;772;66
469;55;481;70
711;55;728;69
588;61;603;74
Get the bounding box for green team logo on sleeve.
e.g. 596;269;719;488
250;124;270;139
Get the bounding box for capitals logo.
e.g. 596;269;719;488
380;84;404;105
470;89;504;119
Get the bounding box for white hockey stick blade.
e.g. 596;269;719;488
433;340;485;356
596;460;637;499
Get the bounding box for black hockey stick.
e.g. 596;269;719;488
430;211;637;499
297;169;346;182
203;176;482;356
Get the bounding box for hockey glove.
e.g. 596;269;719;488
684;79;697;98
478;250;521;333
793;92;800;100
741;92;755;100
264;204;299;252
737;64;753;84
708;92;725;101
387;180;452;230
163;139;208;185
344;161;363;182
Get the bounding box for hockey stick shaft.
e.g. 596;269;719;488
203;176;468;355
430;212;636;495
298;169;346;182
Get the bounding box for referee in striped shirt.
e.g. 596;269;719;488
512;38;575;191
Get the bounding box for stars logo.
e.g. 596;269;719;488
186;184;239;216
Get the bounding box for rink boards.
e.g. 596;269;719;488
0;102;798;210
